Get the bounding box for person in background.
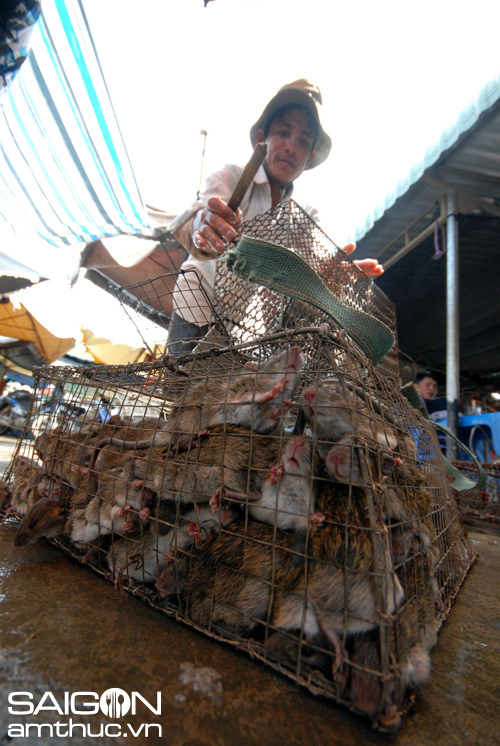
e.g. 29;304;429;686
168;79;384;355
415;371;448;420
414;372;438;411
98;396;112;424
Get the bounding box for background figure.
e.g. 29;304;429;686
414;371;447;452
414;373;438;411
167;79;383;355
414;372;447;416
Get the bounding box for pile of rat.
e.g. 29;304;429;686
1;332;474;732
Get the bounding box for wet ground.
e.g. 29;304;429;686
0;435;498;746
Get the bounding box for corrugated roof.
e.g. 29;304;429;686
354;74;500;254
354;73;500;378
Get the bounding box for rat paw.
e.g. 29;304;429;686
310;511;326;525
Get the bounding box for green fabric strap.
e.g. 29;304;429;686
400;383;486;491
224;235;395;366
434;421;486;491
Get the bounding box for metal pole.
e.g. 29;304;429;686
197;130;208;200
446;193;460;459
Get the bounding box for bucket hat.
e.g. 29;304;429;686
249;79;332;169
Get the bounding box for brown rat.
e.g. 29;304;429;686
0;480;11;511
34;428;98;488
8;465;50;517
269;482;404;673
297;378;407;458
108;502;237;586
228;434;325;530
13;497;67;546
132;424;283;506
346;567;434;727
109;346;304;453
262;628;333;679
155;519;302;635
324;434;436;559
82;464;150;543
96;416;169;450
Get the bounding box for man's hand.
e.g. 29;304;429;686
342;241;384;277
193;196;242;256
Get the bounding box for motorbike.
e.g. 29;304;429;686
0;383;112;439
0;387;34;437
29;398;89;438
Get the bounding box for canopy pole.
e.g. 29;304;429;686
446;193;460;459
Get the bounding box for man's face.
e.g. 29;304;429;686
415;377;438;401
259;107;316;185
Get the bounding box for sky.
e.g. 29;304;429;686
83;0;500;246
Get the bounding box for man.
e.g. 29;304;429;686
414;373;439;412
169;79;384;354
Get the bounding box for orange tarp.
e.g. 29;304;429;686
0;300;75;363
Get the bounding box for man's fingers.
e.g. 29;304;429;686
353;259;384;277
193;232;218;258
207;196;240;226
341;241;356;256
207;211;237;243
199;223;226;254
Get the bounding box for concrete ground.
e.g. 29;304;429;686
0;435;498;746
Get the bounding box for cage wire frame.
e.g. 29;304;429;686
450;460;500;532
96;200;399;379
1;322;476;733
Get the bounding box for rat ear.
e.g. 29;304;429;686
244;361;259;371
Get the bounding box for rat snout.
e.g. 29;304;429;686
140;487;155;503
290;435;308;452
303;389;316;405
285;435;310;471
13;532;30;547
288;346;303;371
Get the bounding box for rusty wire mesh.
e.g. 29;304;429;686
1;326;474;733
451;461;500;532
102;200;399;379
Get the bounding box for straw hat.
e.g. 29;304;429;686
249;79;332;169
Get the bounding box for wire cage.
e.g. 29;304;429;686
1;324;475;732
96;200;400;381
451;460;500;532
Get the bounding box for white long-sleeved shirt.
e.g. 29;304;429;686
172;163;318;326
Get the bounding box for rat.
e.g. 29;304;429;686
324;434;437;561
262;628;333;679
82;464;150;544
105;346;304;453
13;497;67;547
225;434;325;530
97;416;169;450
132;424;283;507
155;519;302;634
269;482;405;674
7;465;48;517
0;480;11;511
297;377;405;457
346;552;435;728
108;502;236;587
34;428;99;489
